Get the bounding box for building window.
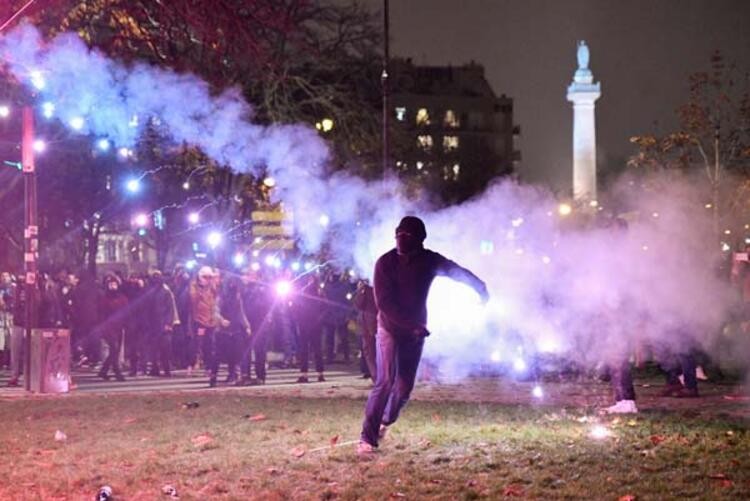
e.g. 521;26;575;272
105;240;117;262
416;108;431;126
452;163;461;179
444;109;460;128
443;135;459;152
395;107;406;121
417;135;433;151
416;161;424;171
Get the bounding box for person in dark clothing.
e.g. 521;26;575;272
70;271;101;366
294;274;326;383
97;275;128;381
354;280;378;381
323;272;353;363
220;275;252;383
240;270;273;385
148;272;180;377
171;267;192;369
358;216;489;454
123;277;147;376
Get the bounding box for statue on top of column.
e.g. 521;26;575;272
577;40;590;70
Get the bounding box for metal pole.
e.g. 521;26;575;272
21;106;38;391
382;0;390;174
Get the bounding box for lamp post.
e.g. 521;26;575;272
21;105;38;391
382;0;390;175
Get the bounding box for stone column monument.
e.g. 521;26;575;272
566;40;601;201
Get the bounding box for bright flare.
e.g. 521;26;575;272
69;116;85;130
590;425;611;440
532;385;544;398
32;139;46;153
42;102;55;118
97;138;111;151
275;280;292;297
206;231;222;249
0;105;9;118
513;358;527;373
187;212;200;224
558;203;573;216
30;70;45;90
319;214;330;227
490;350;502;363
125;178;141;193
133;213;149;227
263;177;276;187
233;253;246;267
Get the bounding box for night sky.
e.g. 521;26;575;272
362;0;750;192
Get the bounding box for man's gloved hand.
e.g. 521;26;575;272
478;284;490;304
413;326;431;338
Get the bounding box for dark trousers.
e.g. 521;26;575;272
663;352;698;390
125;328;144;374
149;331;172;376
100;331;123;377
199;328;218;378
298;322;324;374
361;327;424;447
610;359;635;401
325;320;350;362
251;329;269;381
228;331;250;378
359;315;377;380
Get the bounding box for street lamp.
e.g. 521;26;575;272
32;139;46;153
206;231;222;249
125;178;141;193
558;203;572;216
187;212;200;225
133;213;149;227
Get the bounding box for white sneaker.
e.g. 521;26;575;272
603;399;638;414
356;440;376;456
696;366;708;381
378;424;389;441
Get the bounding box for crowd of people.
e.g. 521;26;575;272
0;264;378;388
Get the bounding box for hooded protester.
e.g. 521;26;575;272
189;266;227;387
97;275;128;381
148;271;180;377
219;275;251;383
354;279;378;381
293;273;327;383
358;216;489;455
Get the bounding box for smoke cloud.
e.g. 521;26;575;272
1;25;743;380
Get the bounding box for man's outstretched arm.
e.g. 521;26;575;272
438;256;489;302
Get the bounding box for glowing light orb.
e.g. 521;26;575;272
125;178;141;193
69;116;84;130
426;277;486;342
96;138;110;151
652;212;659;218
275;280;292;297
30;70;45;90
187;212;200;224
590;425;611;440
272;257;282;269
263;177;276;187
320;118;334;132
705;203;712;209
233;253;246;267
721;242;731;252
641;245;649;252
511;217;524;227
118;147;132;159
291;262;301;272
251;262;261;271
133;213;149;227
589;200;599;208
541;256;551;265
42;102;55;118
182;182;190;190
490;350;502;363
304;262;314;271
348;269;356;278
252;250;260;258
513;358;527;373
319;214;330;227
0;105;9;118
724;229;732;235
346;292;353;301
32;139;46;153
206;231;222;249
185;260;197;270
532;385;544;398
264;255;275;267
558;203;573;216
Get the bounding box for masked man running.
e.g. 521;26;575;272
358;216;489;455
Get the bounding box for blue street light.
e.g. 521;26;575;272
125;178;141;193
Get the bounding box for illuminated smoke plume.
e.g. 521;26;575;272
1;25;741;379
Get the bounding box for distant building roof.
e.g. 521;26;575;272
390;58;497;98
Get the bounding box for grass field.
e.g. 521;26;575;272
2;389;749;500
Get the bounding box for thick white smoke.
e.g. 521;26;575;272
1;25;740;379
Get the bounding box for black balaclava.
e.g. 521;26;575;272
395;216;427;255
